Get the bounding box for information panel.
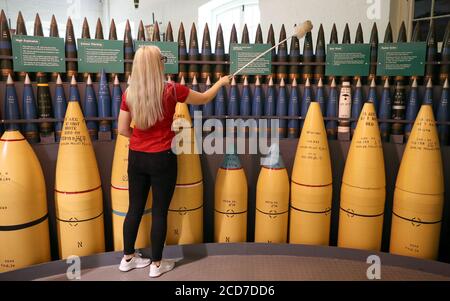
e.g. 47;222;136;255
325;44;371;76
377;42;427;76
12;35;65;72
77;39;124;73
230;43;272;75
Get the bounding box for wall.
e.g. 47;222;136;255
106;0;207;40
0;0;103;39
1;0;398;50
106;0;393;51
259;0;391;48
390;0;413;39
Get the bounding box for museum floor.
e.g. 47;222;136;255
2;243;449;281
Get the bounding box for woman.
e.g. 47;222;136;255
117;45;230;278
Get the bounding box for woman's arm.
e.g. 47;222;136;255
185;75;231;105
118;109;132;137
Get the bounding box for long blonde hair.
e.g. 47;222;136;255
126;46;165;129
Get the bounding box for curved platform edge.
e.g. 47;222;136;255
1;243;449;280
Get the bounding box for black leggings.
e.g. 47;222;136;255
123;149;177;261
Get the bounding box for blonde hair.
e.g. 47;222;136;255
126;46;165;129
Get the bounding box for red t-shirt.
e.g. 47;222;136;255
120;83;190;153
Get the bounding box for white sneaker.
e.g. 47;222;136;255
119;254;151;272
149;260;175;278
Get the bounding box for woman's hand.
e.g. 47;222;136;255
218;75;232;87
185;75;232;105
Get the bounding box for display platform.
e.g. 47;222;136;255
1;243;449;281
26;138;450;263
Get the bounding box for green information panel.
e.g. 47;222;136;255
325;44;371;76
377;42;426;76
12;35;65;72
77;39;124;73
230;43;272;75
134;41;179;74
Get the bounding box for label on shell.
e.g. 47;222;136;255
60;116;92;147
